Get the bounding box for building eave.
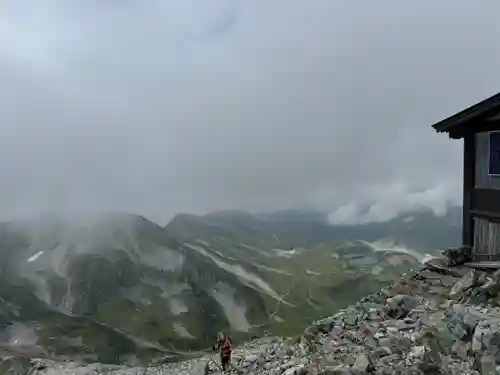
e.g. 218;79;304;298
431;92;500;138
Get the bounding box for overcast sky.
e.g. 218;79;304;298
1;1;499;224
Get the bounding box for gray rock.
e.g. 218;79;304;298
244;354;259;363
441;246;471;266
472;320;500;356
450;269;477;298
344;308;360;327
282;364;307;375
443;305;480;341
372;347;392;359
0;357;35;375
352;353;373;372
384;295;416;319
480;354;497;375
10;266;500;375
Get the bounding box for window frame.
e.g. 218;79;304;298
488;130;500;176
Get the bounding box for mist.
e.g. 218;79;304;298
1;1;498;223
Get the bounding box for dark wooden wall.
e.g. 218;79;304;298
466;123;500;256
472;189;500;218
463;132;475;247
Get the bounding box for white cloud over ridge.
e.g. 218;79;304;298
327;179;461;225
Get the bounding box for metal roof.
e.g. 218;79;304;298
432;92;500;136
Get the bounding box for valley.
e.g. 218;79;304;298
0;208;460;364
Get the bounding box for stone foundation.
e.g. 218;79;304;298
440;246;472;267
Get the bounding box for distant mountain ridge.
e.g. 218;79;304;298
0;206;460;364
168;206;461;254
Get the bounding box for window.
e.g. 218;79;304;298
489;131;500;175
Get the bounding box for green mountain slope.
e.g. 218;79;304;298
0;214;272;363
0;207;460;363
165;207;460;338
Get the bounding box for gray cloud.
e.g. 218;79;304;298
0;0;499;224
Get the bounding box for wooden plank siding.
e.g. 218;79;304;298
472;217;500;261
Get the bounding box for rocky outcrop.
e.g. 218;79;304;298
6;255;500;374
441;246;472;267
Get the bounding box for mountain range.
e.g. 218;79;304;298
0;207;461;364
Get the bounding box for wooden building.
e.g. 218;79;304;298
432;92;500;265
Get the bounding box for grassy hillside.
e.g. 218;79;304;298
0;207;460;363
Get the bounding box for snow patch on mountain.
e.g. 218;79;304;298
253;264;292;276
4;323;38;347
184;243;282;301
173;323;195;339
26;251;44;262
121;286;152;306
238;244;271;257
140;246;184;272
357;238;429;263
272;248;300;258
371;265;383;275
305;269;321;276
210;283;250;332
169;299;188;315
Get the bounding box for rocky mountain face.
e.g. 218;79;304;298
6;247;500;374
0;213;282;364
0;208;460;365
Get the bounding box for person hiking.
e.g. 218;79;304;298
213;331;233;372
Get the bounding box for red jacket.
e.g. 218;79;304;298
213;337;233;357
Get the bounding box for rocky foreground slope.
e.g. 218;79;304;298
4;246;500;375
